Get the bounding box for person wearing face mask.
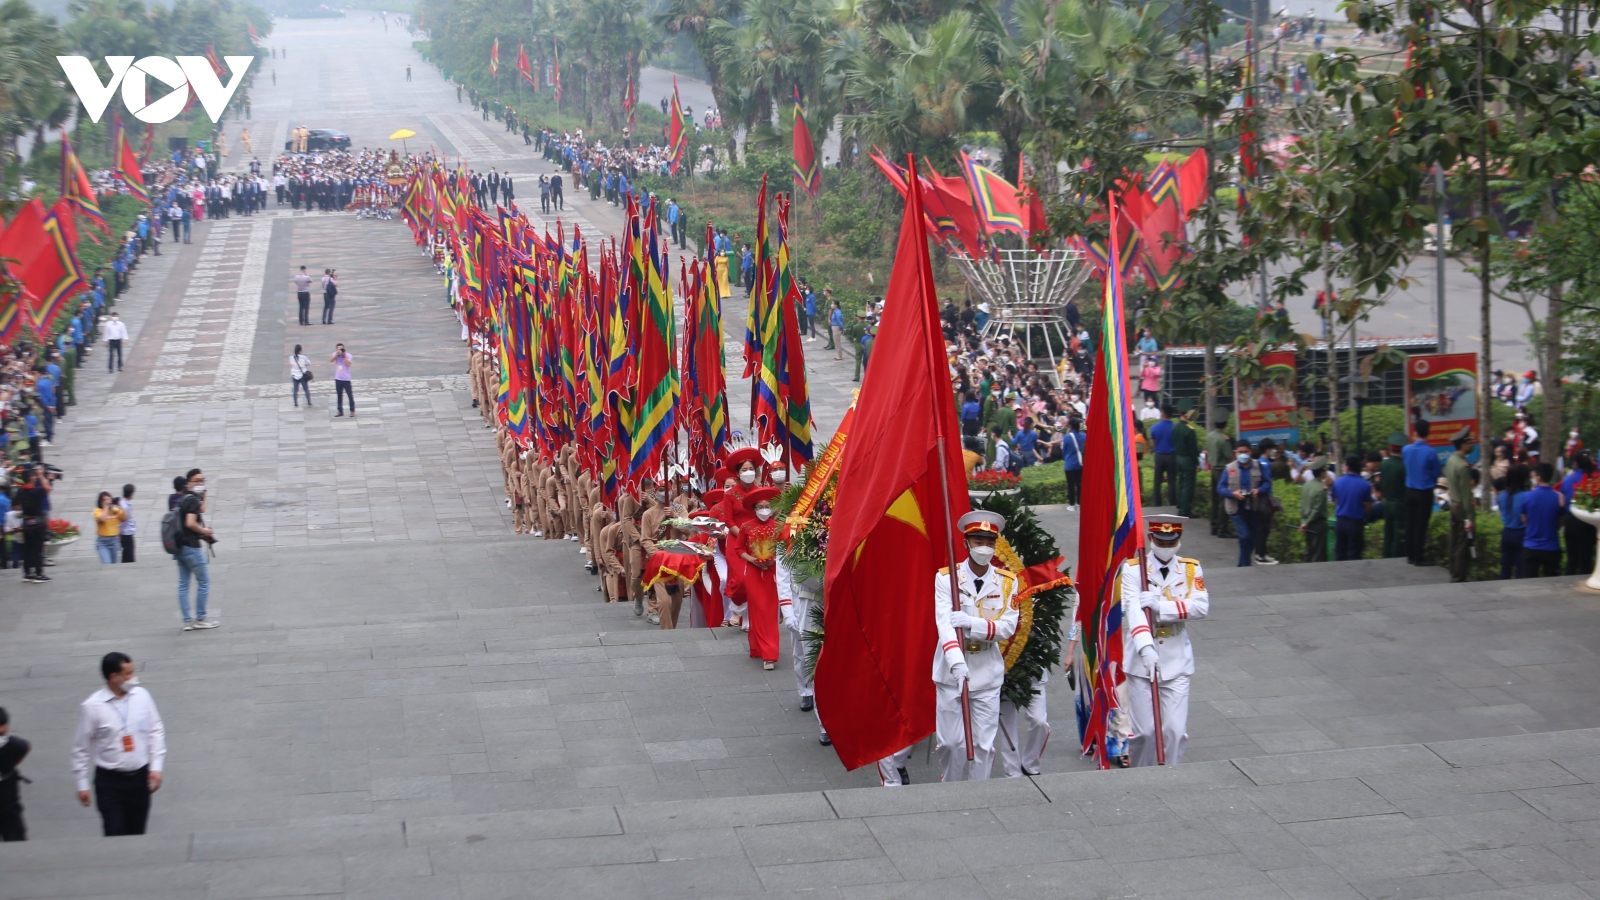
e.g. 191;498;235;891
639;477;684;627
776;534;829;745
737;487;783;668
933;511;1020;781
706;471;742;626
1122;515;1209;767
767;463;789;487
722;449;766;623
71;652;166;835
618;493;646;615
1217;441;1271;567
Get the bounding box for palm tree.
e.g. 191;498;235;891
656;0;746;159
0;0;69;168
839;10;992;164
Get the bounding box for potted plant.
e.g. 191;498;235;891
44;519;80;558
1568;473;1600;591
968;469;1022;500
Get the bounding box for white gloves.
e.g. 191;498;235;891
949;611;976;630
781;608;796;631
1138;645;1159;673
949;658;970;682
1139;591;1162;610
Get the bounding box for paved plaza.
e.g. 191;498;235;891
7;15;1600;899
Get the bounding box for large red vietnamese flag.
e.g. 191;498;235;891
816;158;970;771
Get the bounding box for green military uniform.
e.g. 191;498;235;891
1379;434;1408;558
1444;439;1475;583
1300;463;1329;562
1205;426;1234;537
983;403;1017;468
1173;416;1200;517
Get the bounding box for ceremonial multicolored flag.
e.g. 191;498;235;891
771;194;813;460
792;87;820;198
960;151;1026;236
1176;149;1209;219
1074;195;1144;769
1139;162;1185;290
516;41;534;87
623;60;637;128
489;37;501;78
59;135;108;237
741;175;773;381
627;198;678;478
679;225;729;478
921;163;987;258
552;41;562;105
871;149;974;258
667;79;687;176
0;198;87;336
1241;26;1254;180
204;44;226;78
815;158;970;770
112;119;149;204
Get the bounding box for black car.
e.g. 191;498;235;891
285;128;352;152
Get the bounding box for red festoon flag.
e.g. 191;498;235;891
816;157;970;771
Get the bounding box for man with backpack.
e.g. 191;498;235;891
163;473;217;632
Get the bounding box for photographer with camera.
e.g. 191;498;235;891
1218;439;1274;569
171;472;217;631
14;464;51;584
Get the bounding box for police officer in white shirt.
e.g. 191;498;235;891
71;652;166;835
934;510;1020;781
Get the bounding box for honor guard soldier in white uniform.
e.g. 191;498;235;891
934;510;1021;781
777;557;829;746
1122;514;1209;767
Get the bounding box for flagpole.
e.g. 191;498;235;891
910;154;974;763
1136;545;1165;765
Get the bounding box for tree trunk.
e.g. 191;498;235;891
1542;190;1564;467
1473;0;1494;509
1203;323;1218;432
1326;268;1342;462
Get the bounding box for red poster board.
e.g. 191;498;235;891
1405;352;1478;456
1235;350;1299;445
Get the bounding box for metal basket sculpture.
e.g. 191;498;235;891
952;247;1093;381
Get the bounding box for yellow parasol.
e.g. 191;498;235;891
388;128;418;154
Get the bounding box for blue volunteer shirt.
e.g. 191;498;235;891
1015;428;1038;461
1561;469;1584;503
1497;489;1529;530
1522;485;1564;551
1061;430;1085;472
1402;439;1442;490
1150;419;1175;455
36;377;54;408
1332;473;1373;519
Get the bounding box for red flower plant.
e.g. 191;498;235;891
969;470;1021;490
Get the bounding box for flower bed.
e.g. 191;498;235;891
968;470;1021;492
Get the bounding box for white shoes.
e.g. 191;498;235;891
191;619;219;629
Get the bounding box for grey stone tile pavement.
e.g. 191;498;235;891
12;15;1600;898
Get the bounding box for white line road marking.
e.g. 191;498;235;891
427;113;509;163
215;219;273;386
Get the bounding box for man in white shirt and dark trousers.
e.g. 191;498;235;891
102;312;128;372
71;652;166;836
